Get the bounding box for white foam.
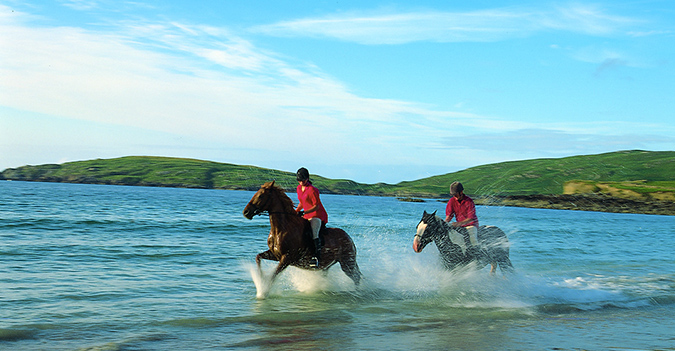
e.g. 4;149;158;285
246;262;272;299
244;237;639;311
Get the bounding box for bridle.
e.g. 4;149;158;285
246;202;265;217
247;191;298;217
247;203;295;217
415;214;447;243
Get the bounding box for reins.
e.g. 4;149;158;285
254;210;298;217
248;201;297;217
249;184;299;218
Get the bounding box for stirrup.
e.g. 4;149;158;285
310;256;319;268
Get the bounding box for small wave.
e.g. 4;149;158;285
0;218;65;230
159;317;223;328
57;292;128;302
114;251;200;260
0;328;37;342
73;333;172;351
157;311;355;330
650;294;675;306
74;342;121;351
227;334;314;348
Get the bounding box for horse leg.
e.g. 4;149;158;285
498;256;515;274
253;250;281;299
268;255;292;285
493;249;514;275
256;250;276;275
339;255;362;286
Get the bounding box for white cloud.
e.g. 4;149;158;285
253;10;532;44
627;30;673;37
251;10;530;44
251;4;640;44
446;128;675;156
60;0;101;11
1;6;516;169
541;3;639;35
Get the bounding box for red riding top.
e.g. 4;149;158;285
445;195;478;227
296;183;328;223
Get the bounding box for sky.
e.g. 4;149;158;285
1;1;674;184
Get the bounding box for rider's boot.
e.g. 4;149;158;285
311;238;322;268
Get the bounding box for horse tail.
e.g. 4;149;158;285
480;225;514;274
481;225;510;248
335;229;362;286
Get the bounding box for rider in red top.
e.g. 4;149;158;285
445;181;479;257
295;167;327;267
296;180;328;224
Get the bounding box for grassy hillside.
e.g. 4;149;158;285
0;156;396;195
563;180;675;202
2;150;674;200
399;150;675;197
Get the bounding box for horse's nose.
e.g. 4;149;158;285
413;236;422;253
243;206;253;219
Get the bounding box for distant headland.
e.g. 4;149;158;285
2;150;674;215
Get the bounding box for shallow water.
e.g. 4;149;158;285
1;181;674;350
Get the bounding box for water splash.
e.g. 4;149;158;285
243;223;662;312
247;263;272;299
247;261;358;299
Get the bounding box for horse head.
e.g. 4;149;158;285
243;181;284;219
413;210;441;253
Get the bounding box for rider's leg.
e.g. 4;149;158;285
465;225;481;260
466;226;478;246
450;226;468;255
309;217;322;266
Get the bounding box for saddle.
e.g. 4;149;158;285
303;221;327;245
454;226;473;247
454;226;487;262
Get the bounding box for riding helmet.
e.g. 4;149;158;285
296;167;310;182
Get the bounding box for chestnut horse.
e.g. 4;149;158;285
413;211;514;275
243;181;362;289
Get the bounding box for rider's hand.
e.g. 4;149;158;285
297;210;304;217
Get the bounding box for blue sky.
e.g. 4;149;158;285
1;1;674;184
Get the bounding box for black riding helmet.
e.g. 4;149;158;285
296;167;310;182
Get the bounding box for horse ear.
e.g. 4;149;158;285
432;210;437;216
423;210;428;215
271;180;275;187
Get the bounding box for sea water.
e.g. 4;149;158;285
1;181;674;350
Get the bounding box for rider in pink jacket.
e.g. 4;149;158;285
295;167;327;267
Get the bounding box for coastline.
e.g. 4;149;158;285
4;179;672;216
397;193;675;216
474;194;675;216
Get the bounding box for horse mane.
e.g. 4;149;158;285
431;214;450;234
262;181;296;213
424;211;445;230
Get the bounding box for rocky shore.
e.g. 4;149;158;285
475;194;675;216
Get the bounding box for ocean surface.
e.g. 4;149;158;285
1;180;675;351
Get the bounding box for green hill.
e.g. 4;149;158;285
0;156;395;195
399;150;675;197
2;150;674;202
